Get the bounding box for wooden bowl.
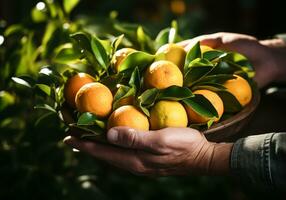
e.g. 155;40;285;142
203;86;260;142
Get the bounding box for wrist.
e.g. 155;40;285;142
208;142;234;175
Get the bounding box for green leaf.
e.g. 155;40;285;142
184;58;214;87
71;32;92;53
113;86;135;109
157;86;193;101
210;61;241;75
184;41;201;72
183;94;218;118
113;23;138;40
189;58;214;67
136;26;154;52
199;74;236;84
113;85;131;101
155;28;170;49
191;82;226;92
46;0;63;18
118;51;155;72
11;77;32;88
31;6;48;23
138;104;150;117
168;20;178;43
221;52;254;74
128;67;141;91
38;67;64;85
203;50;227;61
4;24;26;36
137;26;146;49
0;91;15;111
35;112;56;127
77;112;98;125
34;104;57;113
63;0;80;14
91;35;109;70
138;88;159;107
41;21;59;58
54;44;82;63
111;34;124;53
77;113;106;129
70;124;105;135
217;90;242;113
207;119;215;129
184;66;213;87
35;84;51;96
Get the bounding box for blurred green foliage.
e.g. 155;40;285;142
0;1;282;200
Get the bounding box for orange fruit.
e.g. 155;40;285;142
185;90;224;123
75;82;113;118
112;48;136;72
156;43;186;70
150;100;188;130
64;73;95;108
144;60;183;89
223;75;252;107
107;105;149;131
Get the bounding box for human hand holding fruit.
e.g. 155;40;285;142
178;32;286;88
64;127;233;176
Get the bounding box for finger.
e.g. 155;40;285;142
63;136;146;172
177;39;192;48
200;37;222;48
183;34;222;52
107;127;159;153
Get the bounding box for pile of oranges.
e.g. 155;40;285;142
63;43;252;131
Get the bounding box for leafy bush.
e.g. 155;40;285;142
0;1;256;199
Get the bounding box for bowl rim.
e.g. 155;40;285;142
203;84;261;135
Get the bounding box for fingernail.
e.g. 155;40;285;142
108;129;118;143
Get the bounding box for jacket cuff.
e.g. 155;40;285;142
230;133;274;188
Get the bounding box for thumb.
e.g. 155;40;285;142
107;126;152;150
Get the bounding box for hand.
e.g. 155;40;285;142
178;32;286;88
64;127;233;176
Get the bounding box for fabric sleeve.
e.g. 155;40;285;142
230;132;286;189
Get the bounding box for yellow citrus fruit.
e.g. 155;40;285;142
107;105;149;131
156;43;186;70
223;75;252;107
112;48;136;72
185;90;224;123
144;60;183;89
64;73;95;108
150;100;188;130
200;45;213;53
75;82;113;118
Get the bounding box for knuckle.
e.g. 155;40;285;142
119;129;137;147
157;133;171;147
